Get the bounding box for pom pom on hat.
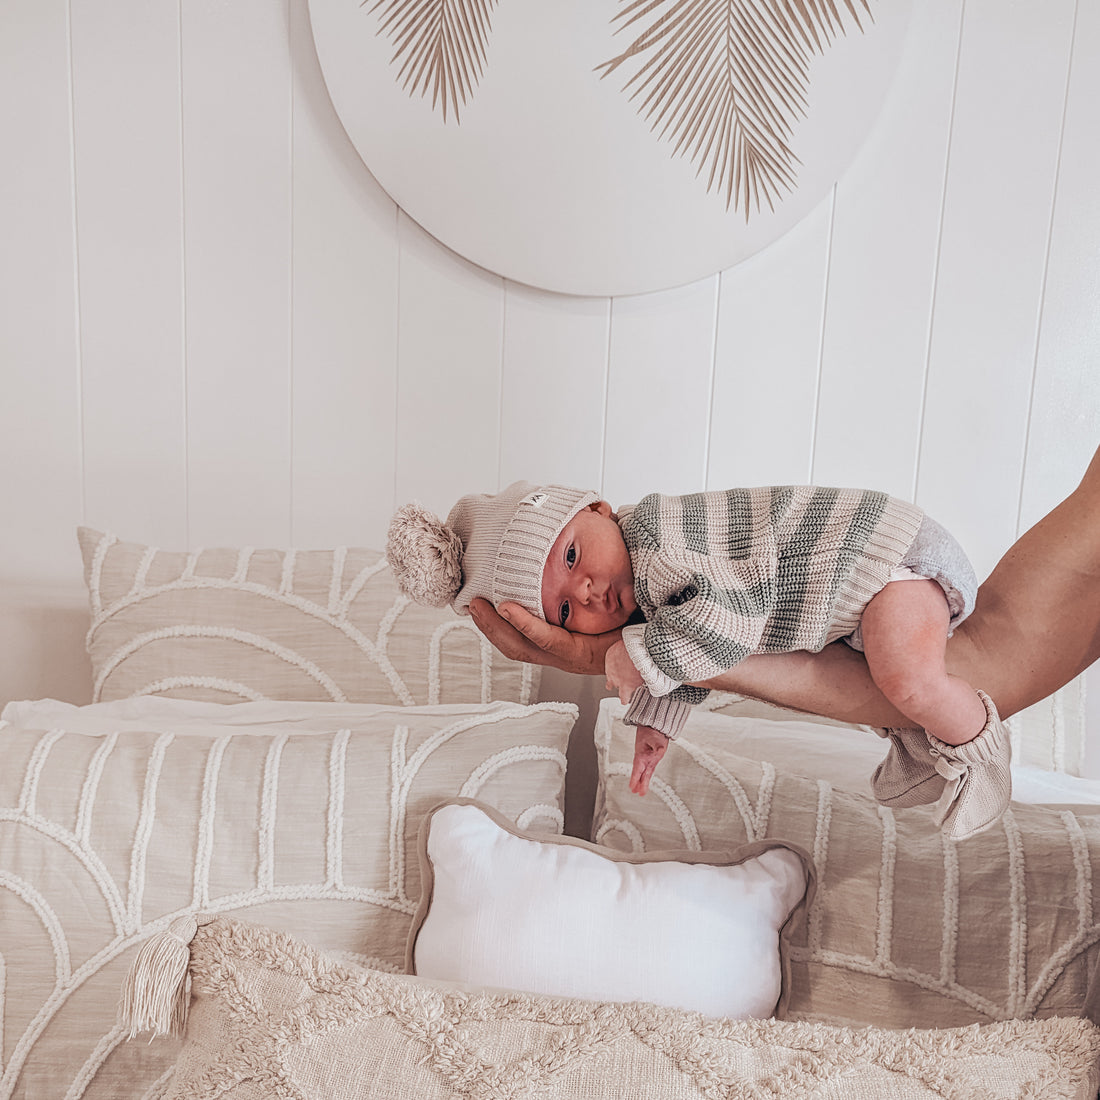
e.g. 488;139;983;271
388;481;601;617
386;502;464;607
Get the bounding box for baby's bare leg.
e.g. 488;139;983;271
859;580;986;744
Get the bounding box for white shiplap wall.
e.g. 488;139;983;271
1;0;1098;760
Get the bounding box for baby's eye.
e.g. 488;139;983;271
559;600;570;627
565;543;576;568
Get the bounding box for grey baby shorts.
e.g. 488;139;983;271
845;513;978;652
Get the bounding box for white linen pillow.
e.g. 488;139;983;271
0;702;574;1100
692;697;886;792
408;799;813;1019
0;696;540;739
12;696;1093;808
599;697;1100;808
702;691;1100;803
77;526;539;706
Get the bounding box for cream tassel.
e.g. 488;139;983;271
119;913;209;1039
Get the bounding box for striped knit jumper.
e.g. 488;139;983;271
618;486;926;739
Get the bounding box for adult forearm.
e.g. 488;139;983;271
697;645;912;728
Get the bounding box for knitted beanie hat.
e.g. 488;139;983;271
386;481;601;619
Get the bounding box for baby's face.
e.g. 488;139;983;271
540;502;637;635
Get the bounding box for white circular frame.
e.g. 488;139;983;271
309;0;913;297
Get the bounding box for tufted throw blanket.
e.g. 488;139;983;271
156;918;1100;1099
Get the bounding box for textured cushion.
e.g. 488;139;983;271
409;800;812;1018
593;698;1100;1030
77;526;539;705
156;917;1100;1099
0;700;574;1099
13;695;1099;807
699;692;1100;805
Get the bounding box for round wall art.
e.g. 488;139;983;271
308;0;913;297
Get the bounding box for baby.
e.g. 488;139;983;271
387;481;1012;840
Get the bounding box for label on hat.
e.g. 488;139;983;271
521;491;549;508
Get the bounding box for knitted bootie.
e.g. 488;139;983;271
871;727;946;808
927;690;1012;842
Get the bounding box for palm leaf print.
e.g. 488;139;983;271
368;0;498;123
597;0;874;216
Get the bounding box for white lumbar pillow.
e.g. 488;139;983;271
408;800;813;1019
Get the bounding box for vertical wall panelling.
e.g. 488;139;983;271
917;0;1077;580
393;214;505;519
70;0;188;546
0;0;83;584
707;204;832;490
812;0;963;501
1019;0;1100;536
181;0;295;548
499;284;611;493
1;6;1098;756
290;0;400;550
1015;2;1100;774
0;0;89;707
602;277;720;507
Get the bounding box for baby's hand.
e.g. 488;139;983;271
605;639;644;703
630;725;669;797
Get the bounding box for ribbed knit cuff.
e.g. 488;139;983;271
926;691;1009;765
623;688;691;741
622;625;680;697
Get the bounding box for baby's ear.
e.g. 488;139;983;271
591;500;614;518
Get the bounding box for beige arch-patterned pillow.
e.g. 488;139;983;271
0;701;573;1098
78;527;539;707
593;700;1100;1031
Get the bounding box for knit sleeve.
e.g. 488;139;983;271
621;490;779;695
623;558;771;695
622;688;693;740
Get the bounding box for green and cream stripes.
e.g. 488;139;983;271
620;485;925;698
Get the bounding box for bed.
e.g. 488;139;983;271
2;527;1100;1098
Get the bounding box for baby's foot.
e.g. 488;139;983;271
871;727;946;807
927;690;1012;841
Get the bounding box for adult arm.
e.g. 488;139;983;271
696;444;1100;723
470;593;915;725
470;593;906;725
470;445;1100;726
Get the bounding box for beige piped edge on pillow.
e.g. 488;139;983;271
404;797;817;1020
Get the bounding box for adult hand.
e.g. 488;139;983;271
467;598;620;676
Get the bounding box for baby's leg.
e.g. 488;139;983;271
859;579;986;745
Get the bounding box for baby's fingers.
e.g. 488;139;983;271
629;754;655;797
603;673;632;704
630;725;669;797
